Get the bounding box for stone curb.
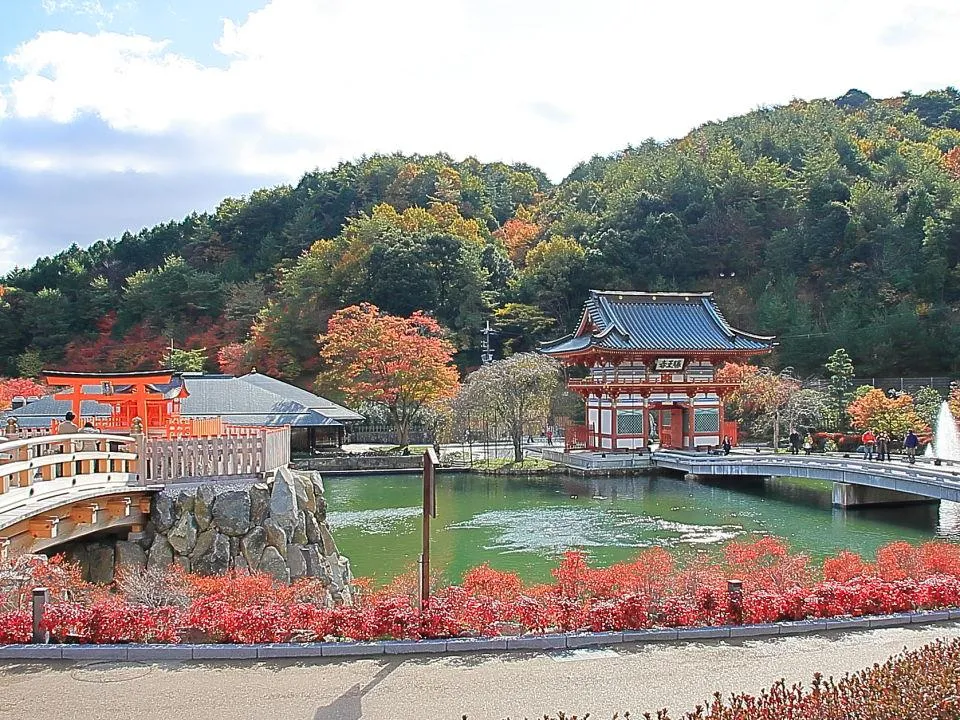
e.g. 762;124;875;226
0;611;953;662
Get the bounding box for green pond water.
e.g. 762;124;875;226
323;472;960;584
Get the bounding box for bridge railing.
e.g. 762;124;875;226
137;426;290;483
0;433;139;496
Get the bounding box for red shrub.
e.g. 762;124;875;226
876;541;920;581
0;610;31;643
552;550;591;599
462;564;524;601
824;550;875;582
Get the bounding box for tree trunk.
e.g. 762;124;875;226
773;408;781;452
398;420;410;447
513;435;523;463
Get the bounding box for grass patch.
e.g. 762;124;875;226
471;458;558;472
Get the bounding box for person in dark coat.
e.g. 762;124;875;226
904;429;919;464
788;429;801;455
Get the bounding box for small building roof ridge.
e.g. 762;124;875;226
589;289;715;299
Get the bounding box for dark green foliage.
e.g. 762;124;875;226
7;89;960;377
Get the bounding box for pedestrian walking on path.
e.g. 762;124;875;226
904;429;919;464
862;429;877;460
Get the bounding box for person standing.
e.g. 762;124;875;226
803;432;814;455
904;429;919;464
877;432;890;461
788;429;801;455
545;428;553;446
57;411;79;435
862;428;876;460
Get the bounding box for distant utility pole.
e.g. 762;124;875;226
480;320;495;365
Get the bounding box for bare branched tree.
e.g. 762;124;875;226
454;353;562;462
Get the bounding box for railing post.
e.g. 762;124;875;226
131;418;145;484
32;587;49;643
727;579;743;625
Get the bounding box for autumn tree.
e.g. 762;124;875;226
847;388;928;437
317;304;459;445
0;377;47;411
454;353;561;462
718;363;801;448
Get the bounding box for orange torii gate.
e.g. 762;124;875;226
41;370;189;435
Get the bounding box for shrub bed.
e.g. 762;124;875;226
3;538;960;644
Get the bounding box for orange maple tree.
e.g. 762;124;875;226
495;216;540;264
0;377;48;411
847;388;928;437
943;147;960;180
317;304;459;445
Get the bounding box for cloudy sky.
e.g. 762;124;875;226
0;0;958;272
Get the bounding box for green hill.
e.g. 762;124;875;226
4;87;960;379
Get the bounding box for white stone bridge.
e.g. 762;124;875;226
652;450;960;507
0;429;290;560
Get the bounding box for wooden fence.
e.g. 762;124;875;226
137;426;290;483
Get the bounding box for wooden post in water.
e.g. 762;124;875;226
419;448;438;610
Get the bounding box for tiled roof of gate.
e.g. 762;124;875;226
179;376;347;427
540;290;775;355
5;373;361;430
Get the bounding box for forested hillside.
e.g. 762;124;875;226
4;87;960;380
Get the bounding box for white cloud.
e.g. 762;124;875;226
3;0;960;181
41;0;116;21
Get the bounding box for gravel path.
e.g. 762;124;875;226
2;624;959;720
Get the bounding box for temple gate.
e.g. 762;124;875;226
540;291;775;451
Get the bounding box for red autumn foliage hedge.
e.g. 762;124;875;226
3;538;960;644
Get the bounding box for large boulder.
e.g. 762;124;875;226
270;467;300;535
301;475;317;514
147;535;174;569
292;511;309;545
191;528;216;559
263;518;288;558
151;495;175;532
291;471;311;512
211;490;251;537
259;546;290;583
88;545;115;585
304;512;322;545
318;524;339;556
192;532;230;575
194;484;216;531
114;541;147;572
174;489;196;519
241;527;267;570
287;544;307;580
250;483;271;526
302;544;329;581
168;513;198;555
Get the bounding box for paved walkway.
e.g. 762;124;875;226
3;625;959;720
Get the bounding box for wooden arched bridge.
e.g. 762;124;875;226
0;429;290;560
652;450;960;507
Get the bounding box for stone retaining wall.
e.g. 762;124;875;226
64;467;352;605
292;455;423;472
